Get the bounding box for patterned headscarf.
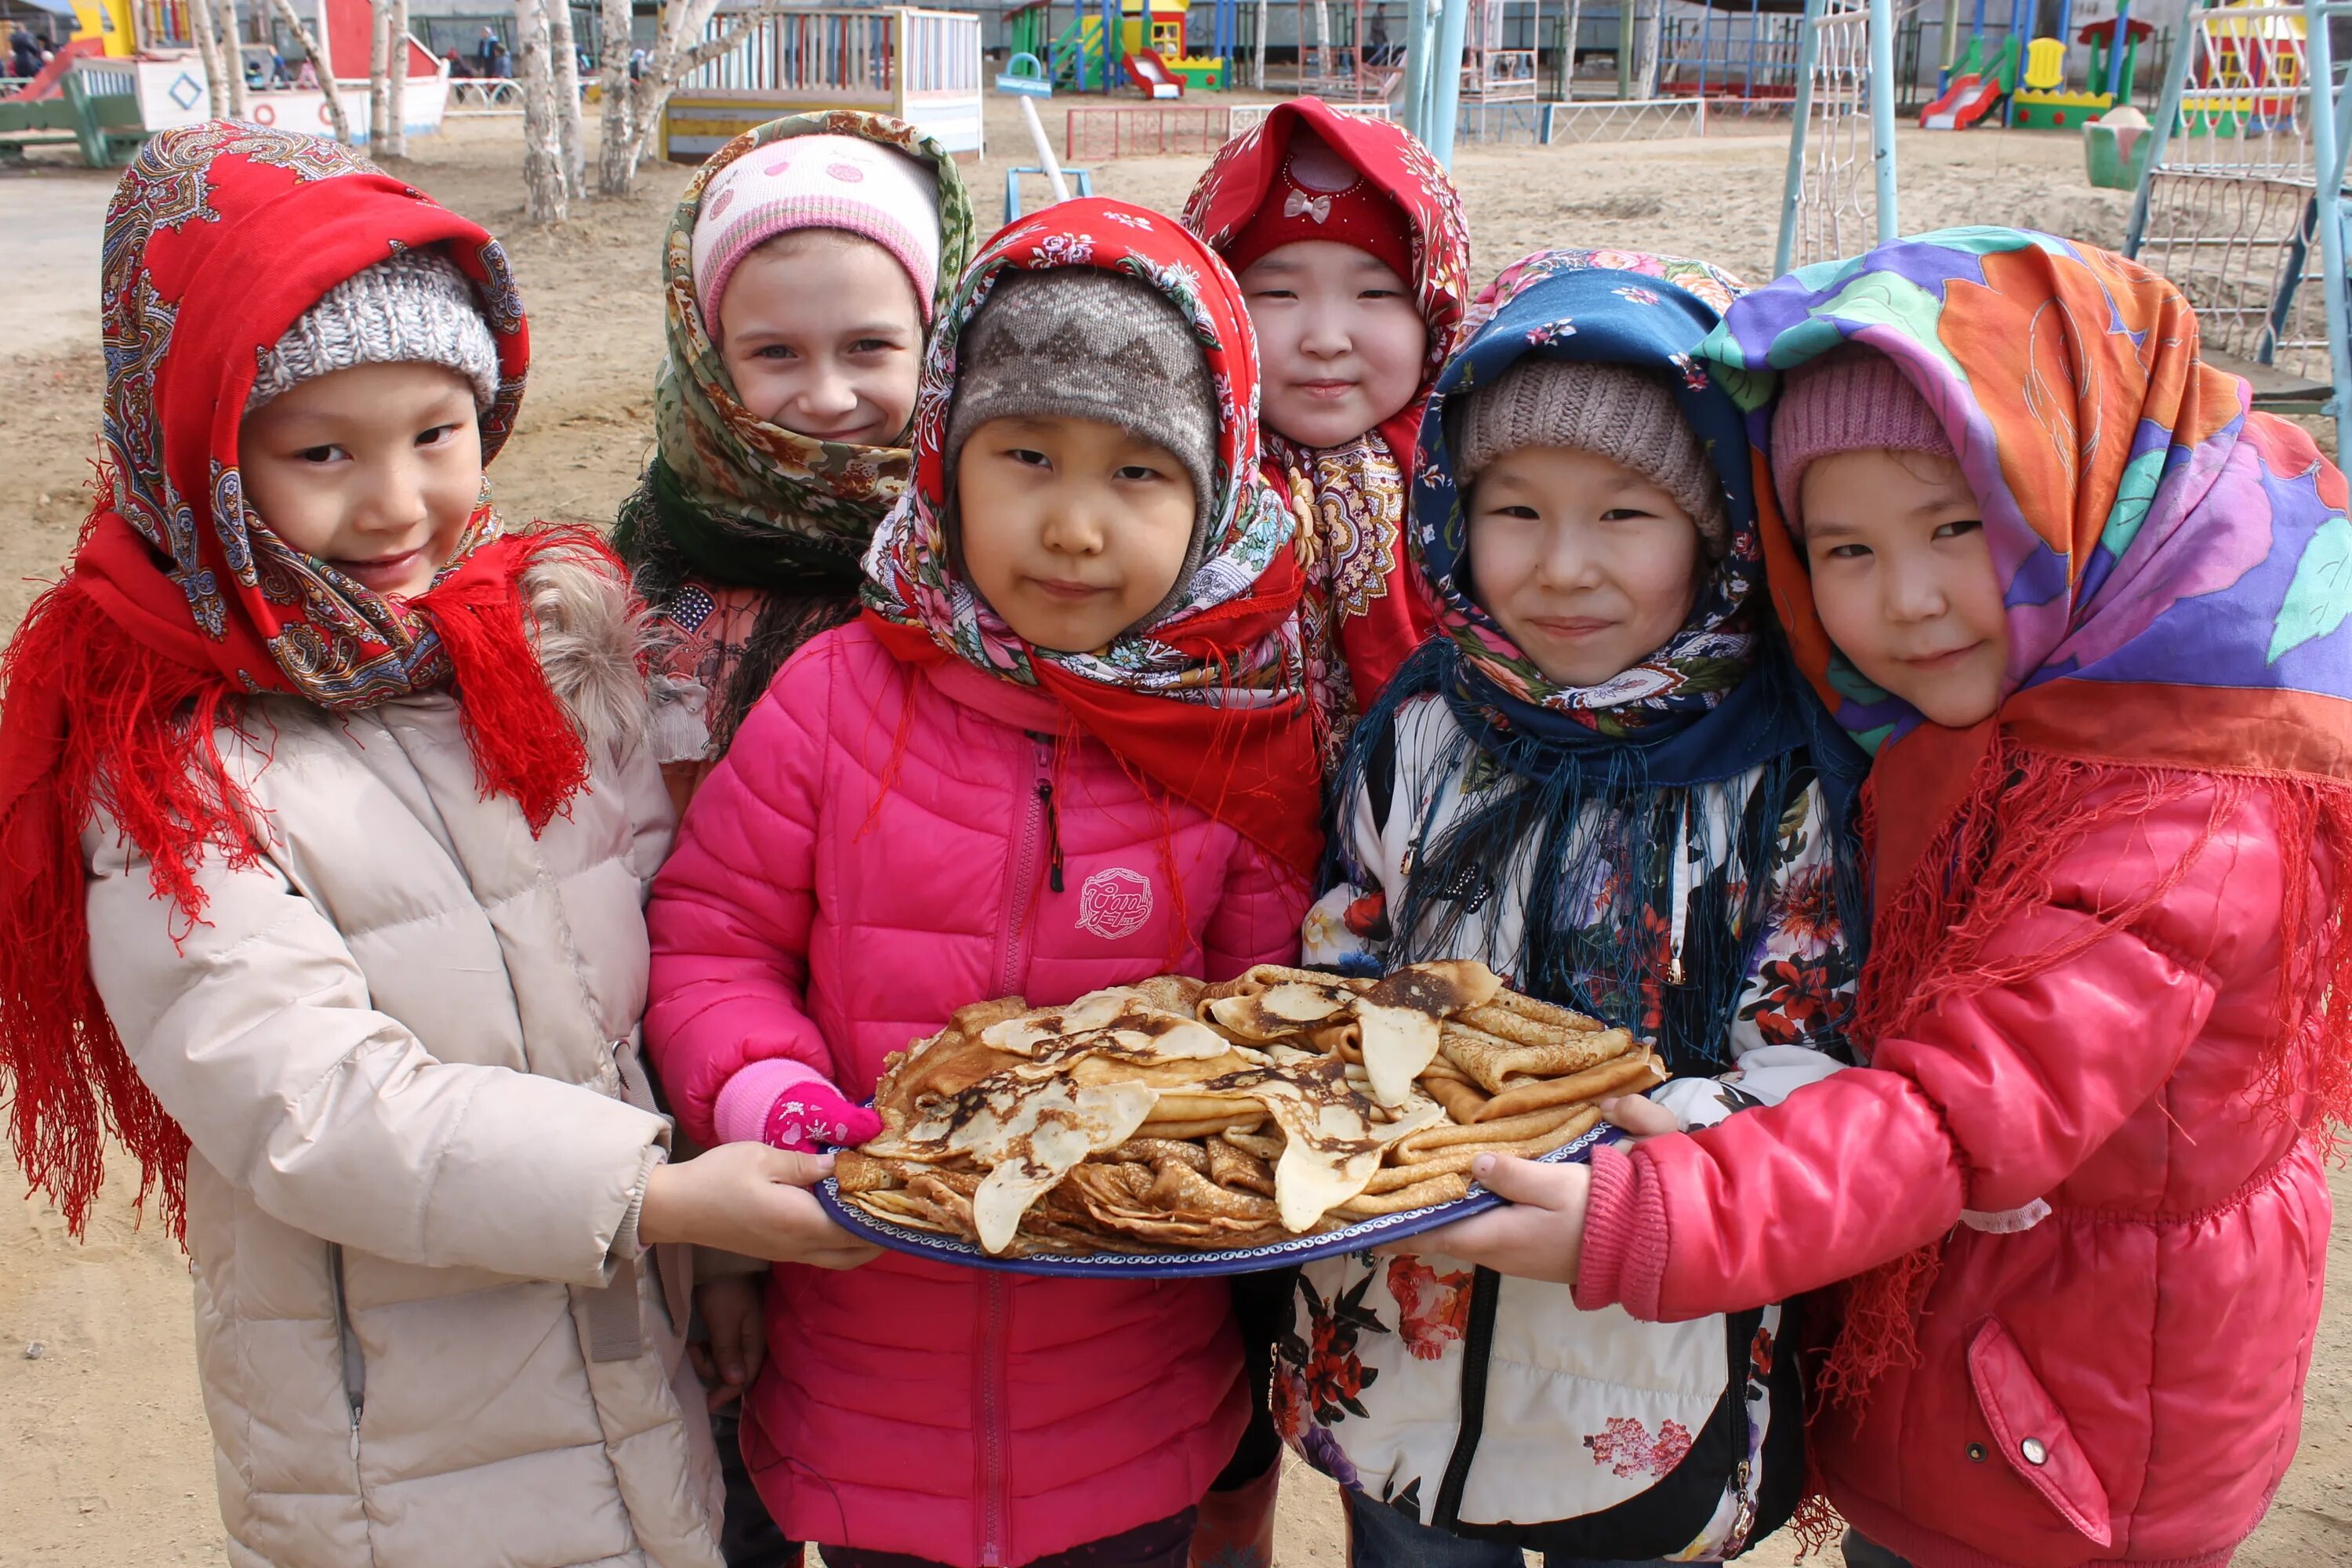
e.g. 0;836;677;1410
1342;249;1860;1064
862;198;1321;878
612;113;975;742
1704;227;2352;1394
1183;100;1472;750
0;123;591;1239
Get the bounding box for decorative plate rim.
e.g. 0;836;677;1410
815;1122;1617;1278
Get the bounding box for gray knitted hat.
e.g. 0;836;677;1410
1454;358;1729;557
246;249;500;414
944;269;1220;616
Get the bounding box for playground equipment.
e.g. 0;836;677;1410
2125;0;2351;457
1010;0;1229;95
0;60;145;163
664;6;982;162
1295;0;1396;101
1459;0;1536;103
1920;31;2019;127
1660;1;1805;103
1775;0;1901;273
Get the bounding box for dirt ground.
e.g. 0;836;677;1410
0;99;2347;1568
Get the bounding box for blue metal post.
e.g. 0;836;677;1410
1431;0;1468;163
1776;0;1825;274
1870;0;1898;241
2303;0;2351;459
2102;0;2129;100
2123;0;2200;254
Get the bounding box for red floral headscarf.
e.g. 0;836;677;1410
1182;100;1471;751
862;198;1321;880
0;123;600;1237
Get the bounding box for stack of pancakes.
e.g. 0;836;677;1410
833;961;1664;1258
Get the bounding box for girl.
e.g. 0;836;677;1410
1279;251;1864;1566
0;125;867;1568
613;111;974;810
1184;97;1471;752
1431;230;2352;1568
643;199;1323;1568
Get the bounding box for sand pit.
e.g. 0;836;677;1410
0;102;2345;1566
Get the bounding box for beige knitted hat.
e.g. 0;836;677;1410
1453;358;1729;556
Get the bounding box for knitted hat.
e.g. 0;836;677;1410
1223;125;1415;283
691;134;942;336
1769;344;1955;531
944;268;1220;622
1453;358;1730;556
246;249;499;413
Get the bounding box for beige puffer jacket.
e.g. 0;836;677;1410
82;555;724;1568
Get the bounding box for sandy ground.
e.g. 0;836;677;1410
0;99;2346;1568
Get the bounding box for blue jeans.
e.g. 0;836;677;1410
1339;1486;1673;1568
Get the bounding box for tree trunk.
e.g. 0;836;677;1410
368;0;390;149
546;0;586;198
187;0;230;115
606;0;795;188
595;0;633;194
1253;0;1268;89
267;0;348;140
220;0;249;116
514;0;568;223
383;0;408;157
1640;0;1664;96
1563;0;1584;97
1311;0;1330;83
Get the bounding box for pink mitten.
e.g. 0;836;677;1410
760;1083;883;1153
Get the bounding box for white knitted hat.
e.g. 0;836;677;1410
246;249;500;413
691;134;942;336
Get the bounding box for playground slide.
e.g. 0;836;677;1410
6;37;102;103
1921;71;2003;129
1123;51;1182;98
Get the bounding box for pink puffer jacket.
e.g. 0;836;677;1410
646;619;1308;1568
1577;781;2334;1568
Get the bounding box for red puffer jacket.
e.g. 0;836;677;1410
1576;780;2334;1568
647;620;1307;1568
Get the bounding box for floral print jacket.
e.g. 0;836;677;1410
1281;691;1857;1559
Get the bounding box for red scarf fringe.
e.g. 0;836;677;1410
1817;737;2352;1406
0;528;597;1240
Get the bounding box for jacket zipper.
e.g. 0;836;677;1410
994;738;1049;998
1027;731;1063;895
978;1273;1010;1565
328;1243;365;1459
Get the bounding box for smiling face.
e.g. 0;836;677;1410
1238;240;1427;448
1467;445;1704;688
955;415;1199;652
238;361;484;599
715;229;924;444
1801;447;2009;728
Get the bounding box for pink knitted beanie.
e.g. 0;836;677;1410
1769;344;1955;530
691;134;942;337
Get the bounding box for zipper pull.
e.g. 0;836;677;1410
1038;778;1064;894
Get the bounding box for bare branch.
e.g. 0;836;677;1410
265;0;350;143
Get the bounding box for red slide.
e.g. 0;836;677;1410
7;36;103;102
1123;50;1182;98
1920;71;2003;129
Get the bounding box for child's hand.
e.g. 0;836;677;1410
1599;1093;1679;1142
640;1144;884;1270
1392;1153;1590;1285
763;1083;884;1154
690;1276;766;1412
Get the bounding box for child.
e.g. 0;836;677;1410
0;125;875;1568
1184;97;1471;752
613;112;974;811
644;199;1323;1568
1429;230;2352;1568
1278;250;1865;1566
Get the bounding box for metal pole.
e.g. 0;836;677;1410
1870;0;1899;242
2124;0;2201;253
2102;0;2128;100
1617;0;1632;96
1938;0;1960;89
2303;0;2350;459
1432;0;1468;162
1777;0;1824;273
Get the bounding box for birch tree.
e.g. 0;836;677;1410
267;0;349;141
187;0;230;115
593;0;801;197
1639;0;1664;97
546;0;586;198
220;0;249;117
1562;0;1583;97
1312;0;1331;84
514;0;567;223
383;0;407;157
368;0;390;149
1254;0;1268;88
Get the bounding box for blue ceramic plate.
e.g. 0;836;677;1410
816;1121;1617;1278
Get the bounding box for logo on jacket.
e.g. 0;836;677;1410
1075;867;1153;940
